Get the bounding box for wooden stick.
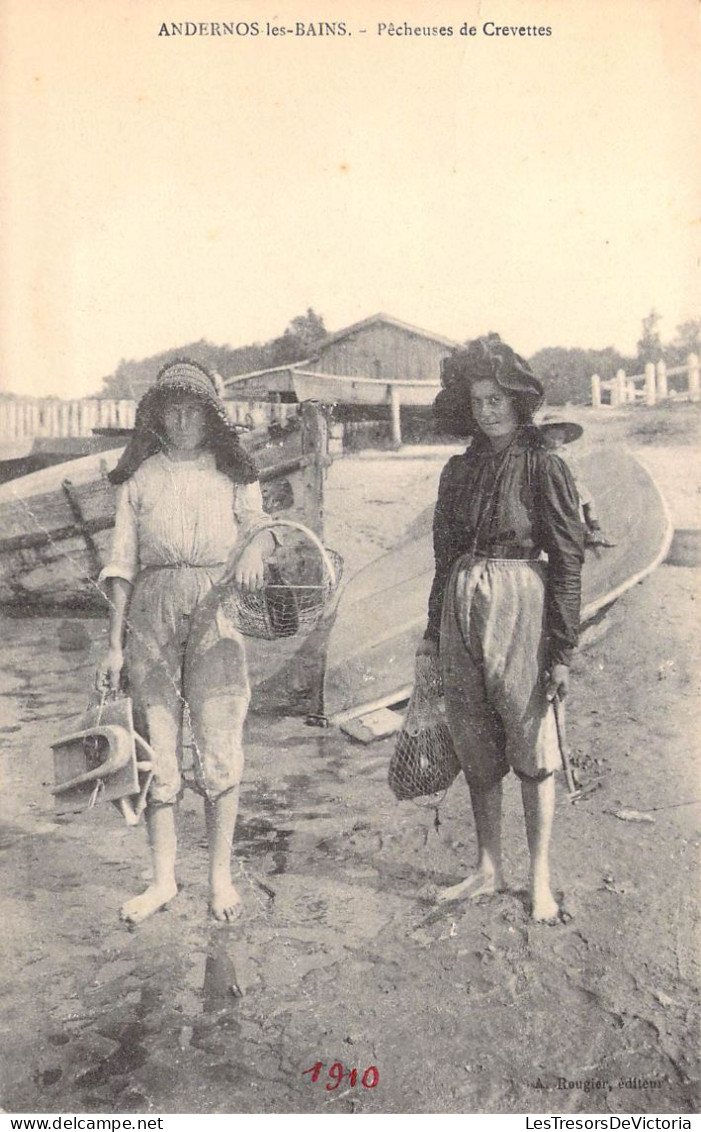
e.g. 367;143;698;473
553;696;578;799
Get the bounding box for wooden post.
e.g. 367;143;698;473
47;401;60;437
644;363;656;406
591;374;601;407
688;353;699;402
656;360;668;400
27;401;39;437
86;400;99;435
299;401;328;537
389;384;402;448
615;369;627;406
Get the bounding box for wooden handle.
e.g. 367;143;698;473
553;696;577;797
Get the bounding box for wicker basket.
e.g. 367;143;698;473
216;519;343;641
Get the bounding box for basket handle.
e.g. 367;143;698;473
228;518;339;587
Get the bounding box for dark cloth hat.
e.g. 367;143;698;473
434;336;544;439
108;359;258;485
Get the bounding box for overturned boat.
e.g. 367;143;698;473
318;443;673;724
0;403;328;612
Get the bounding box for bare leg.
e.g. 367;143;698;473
205;787;243;922
120;804;178;924
437;780;506;902
521;773;559;921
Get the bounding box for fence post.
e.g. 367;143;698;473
71;401;83;436
28;401;40;437
644;363;656;406
389;384;402;448
591;374;601;407
615;369;627;406
47;401;60;437
656;360;668;400
688;353;699;402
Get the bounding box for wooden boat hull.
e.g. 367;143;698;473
228;367;440;407
0;435;128;485
0;405;328;612
321;445;673;722
291;370;439;407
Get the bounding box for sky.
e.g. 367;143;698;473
1;0;699;398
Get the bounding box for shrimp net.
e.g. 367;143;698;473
388;654;461;801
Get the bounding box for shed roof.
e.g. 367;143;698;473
312;312;461;353
223;313;463;389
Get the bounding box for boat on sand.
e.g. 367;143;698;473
319;443;673;724
0;405;327;612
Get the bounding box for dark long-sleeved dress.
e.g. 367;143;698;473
425;427;585;788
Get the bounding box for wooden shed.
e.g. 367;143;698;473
224;313;461;396
303;312;460;381
224;313;463;444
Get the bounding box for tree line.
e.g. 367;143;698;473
529;312;700;405
93;307;699;406
96;309;327;401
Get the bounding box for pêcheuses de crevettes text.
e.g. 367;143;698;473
156;20;554;38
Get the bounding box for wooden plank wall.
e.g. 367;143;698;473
0;397;299;440
308;323;453;382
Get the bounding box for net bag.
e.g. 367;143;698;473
388;653;461;800
216;519;343;641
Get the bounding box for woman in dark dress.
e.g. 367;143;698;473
420;337;584;921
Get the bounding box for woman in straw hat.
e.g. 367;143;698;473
421;337;584;922
97;360;274;925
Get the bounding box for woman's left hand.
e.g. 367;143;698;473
545;664;570;702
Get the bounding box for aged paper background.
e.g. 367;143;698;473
0;0;699;1119
1;0;698;396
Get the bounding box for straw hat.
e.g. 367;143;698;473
539;421;584;447
109;359;258;485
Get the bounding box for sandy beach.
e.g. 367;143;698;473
0;404;698;1115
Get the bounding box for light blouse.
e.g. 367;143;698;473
100;451;267;585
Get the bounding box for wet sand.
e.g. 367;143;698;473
0;409;699;1114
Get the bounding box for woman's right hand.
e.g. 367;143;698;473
96;645;124;694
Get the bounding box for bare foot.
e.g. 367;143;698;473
120;881;178;925
532;891;575;925
210;880;243;922
531;887;560;922
436;871;506;904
